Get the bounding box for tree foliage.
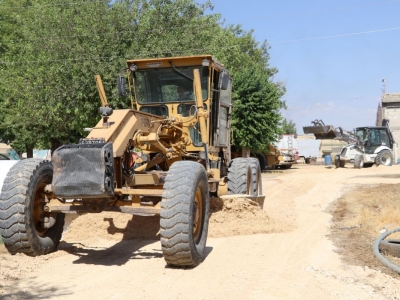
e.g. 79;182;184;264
0;0;286;156
281;118;297;135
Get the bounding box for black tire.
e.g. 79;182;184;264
376;149;393;166
160;161;209;267
227;158;262;196
249;158;262;196
0;159;65;256
256;153;267;171
280;164;292;169
334;155;340;168
379;239;400;257
354;154;364;169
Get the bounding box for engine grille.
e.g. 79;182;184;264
52;143;114;198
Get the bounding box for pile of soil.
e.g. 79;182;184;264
209;197;271;237
62;197;270;242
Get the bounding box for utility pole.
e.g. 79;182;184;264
382;78;386;94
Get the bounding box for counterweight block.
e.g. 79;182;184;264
51;143;114;198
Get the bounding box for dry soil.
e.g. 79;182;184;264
1;164;400;299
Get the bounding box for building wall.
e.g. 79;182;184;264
381;93;400;162
381;107;400;161
0;143;11;153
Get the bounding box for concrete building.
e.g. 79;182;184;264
380;93;400;162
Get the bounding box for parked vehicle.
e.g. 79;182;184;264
297;138;321;164
336;120;395;168
303;119;395;168
0;55;264;267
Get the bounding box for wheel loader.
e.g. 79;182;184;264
0;55;264;267
303;119;396;168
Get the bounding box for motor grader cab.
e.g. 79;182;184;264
0;55;263;267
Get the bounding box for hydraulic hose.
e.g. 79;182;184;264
372;227;400;274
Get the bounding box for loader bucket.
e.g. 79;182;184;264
303;125;338;139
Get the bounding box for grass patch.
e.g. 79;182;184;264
329;183;400;278
340;184;400;238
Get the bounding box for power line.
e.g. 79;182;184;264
1;0;399;12
270;26;400;44
1;24;399;65
1;0;398;44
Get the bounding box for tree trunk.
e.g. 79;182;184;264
50;139;63;156
26;144;33;158
242;147;250;158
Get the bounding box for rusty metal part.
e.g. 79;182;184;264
217;178;228;197
95;75;109;107
114;188;163;197
44;198;161;216
193;186;203;242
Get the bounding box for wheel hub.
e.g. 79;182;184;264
193;187;203;242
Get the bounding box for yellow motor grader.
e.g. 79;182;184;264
0;55;264;267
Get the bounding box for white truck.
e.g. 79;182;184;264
297;138;321;164
276;135;298;168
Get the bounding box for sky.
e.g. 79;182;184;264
198;0;400;134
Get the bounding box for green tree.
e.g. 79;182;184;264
281;118;297;134
0;0;285;157
0;0;130;155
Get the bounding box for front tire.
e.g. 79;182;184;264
0;159;65;256
354;154;364;169
334;155;341;168
376;149;393;166
160;161;209;267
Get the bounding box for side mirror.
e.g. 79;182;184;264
117;75;127;96
218;70;230;90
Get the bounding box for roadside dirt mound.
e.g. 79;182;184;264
61;197;270;243
329;183;400;279
209;197;271;237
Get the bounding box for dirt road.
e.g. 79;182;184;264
1;164;400;299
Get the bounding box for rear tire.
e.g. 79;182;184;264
0;159;65;256
334;155;341;168
249;158;262;196
354;154;364;169
256;153;267;171
376;149;393;166
228;158;262;196
160;161;209;267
